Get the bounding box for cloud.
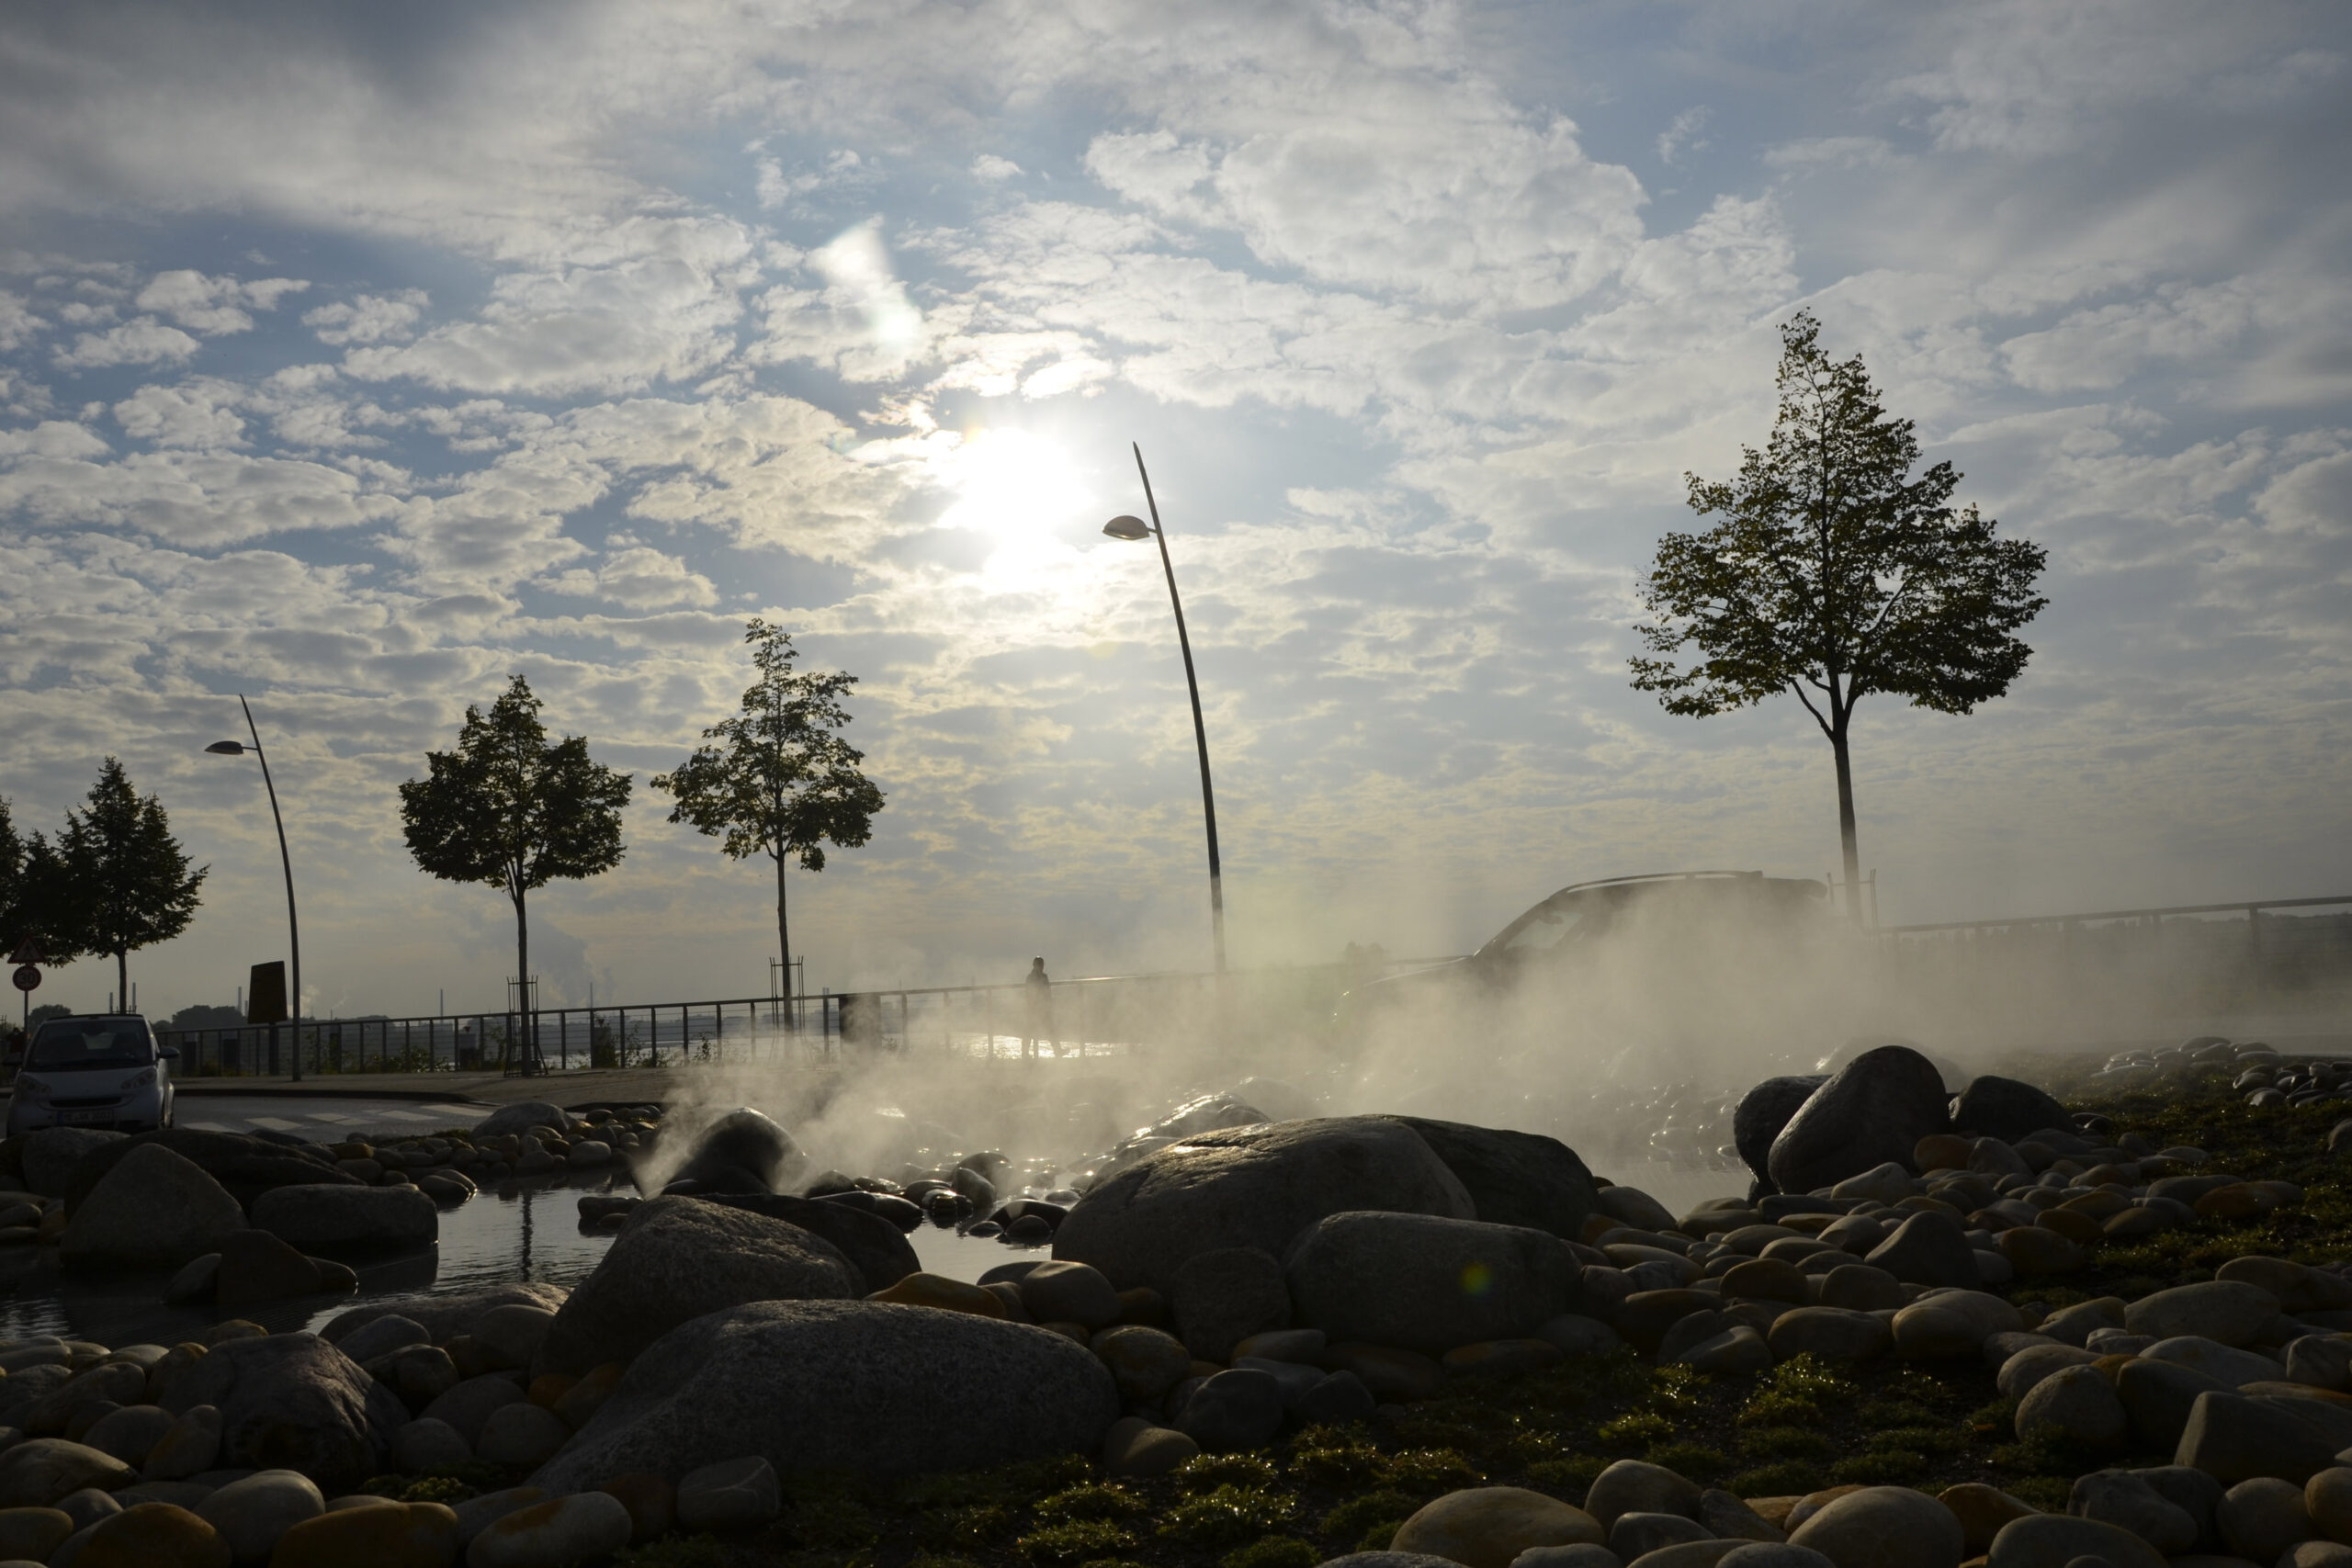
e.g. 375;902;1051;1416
1657;107;1711;166
0;442;405;547
114;380;247;447
52;317;201;369
303;289;429;345
970;154;1023;182
133;269;307;335
543;545;717;609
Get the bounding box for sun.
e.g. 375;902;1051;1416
935;428;1091;544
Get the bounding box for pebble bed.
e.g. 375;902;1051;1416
0;1039;2346;1568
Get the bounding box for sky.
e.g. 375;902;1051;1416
1;0;2347;1022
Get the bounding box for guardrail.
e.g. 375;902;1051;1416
151;957;1454;1077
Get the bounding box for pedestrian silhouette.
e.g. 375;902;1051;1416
1023;957;1055;1058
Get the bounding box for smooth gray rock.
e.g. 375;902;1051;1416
157;1332;405;1491
676;1454;781;1531
2131;1464;2223;1552
319;1283;570;1348
1768;1046;1951;1194
1583;1459;1702;1530
473;1102;568;1139
1984;1513;2165;1568
1698;1490;1783;1542
527;1300;1119;1489
1376;1116;1599;1240
62;1129;352;1214
2216;1474;2312;1562
195;1467;323;1562
58;1145;244;1269
1951;1077;2075;1143
1998;1344;2101;1402
1052;1116;1476;1295
21;1129;127;1199
1018;1260;1122;1329
476;1403;570;1468
534;1194;860;1373
78;1404;174;1469
2175;1390;2341;1484
1863;1209;1980;1289
334;1315;430;1366
2015;1363;2127;1450
1284;1210;1577;1354
2124;1280;2279;1347
662;1107;803;1193
1297;1369;1376;1425
249;1183;436;1258
1175;1368;1284;1451
1170;1247;1292;1361
2068;1469;2196;1555
695;1192;918;1293
1733;1077;1827;1192
1787;1485;1965;1568
417;1374;526;1446
2117;1356;2228;1450
390;1417;471;1471
1715;1550;1835;1568
1611;1511;1711;1558
0;1438;134;1506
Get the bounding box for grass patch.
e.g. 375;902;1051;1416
1739;1427;1832;1461
1173;1455;1280;1495
1728;1461;1827;1496
1221;1538;1318;1568
1596;1413;1676;1450
1831;1449;1928;1484
1158;1487;1299;1551
1020;1519;1139;1567
1645;1442;1729;1481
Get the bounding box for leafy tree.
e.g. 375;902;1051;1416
45;759;209;1003
1631;312;2048;917
399;676;632;1047
653;620;885;1001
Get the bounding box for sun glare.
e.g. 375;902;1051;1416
935;428;1091;544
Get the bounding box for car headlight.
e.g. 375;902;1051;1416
15;1077;48;1098
125;1068;156;1090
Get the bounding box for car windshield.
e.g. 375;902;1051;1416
1492;902;1589;954
26;1018;153;1071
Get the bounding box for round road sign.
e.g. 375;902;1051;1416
9;965;38;993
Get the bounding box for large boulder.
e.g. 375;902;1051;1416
660;1108;803;1194
1950;1077;2075;1143
1284;1212;1578;1354
62;1129;353;1215
697;1192;919;1293
535;1195;859;1373
59;1145;245;1269
1732;1076;1827;1192
320;1283;571;1348
250;1184;437;1258
474;1102;569;1139
1768;1046;1951;1195
1052;1117;1476;1295
1374;1118;1598;1240
21;1128;128;1198
158;1332;407;1490
528;1301;1120;1490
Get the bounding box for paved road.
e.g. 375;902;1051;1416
172;1095;495;1140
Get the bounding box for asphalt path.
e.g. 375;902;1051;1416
171;1094;494;1141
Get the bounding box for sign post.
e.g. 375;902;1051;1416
7;941;39;1034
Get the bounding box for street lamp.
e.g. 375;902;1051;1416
207;694;301;1081
1103;442;1226;973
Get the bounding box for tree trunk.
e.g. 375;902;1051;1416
513;885;532;1069
116;948;128;1013
1831;722;1862;925
774;850;791;1005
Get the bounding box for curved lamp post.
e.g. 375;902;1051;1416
1104;442;1226;973
207;694;301;1081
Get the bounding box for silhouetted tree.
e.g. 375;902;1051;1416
399;677;632;1037
1631;312;2048;917
653;621;884;1001
45;760;209;1002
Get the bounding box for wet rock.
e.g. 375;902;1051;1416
1734;1077;1828;1191
248;1185;436;1258
59;1146;244;1270
474;1103;568;1139
528;1300;1119;1489
1863;1211;1979;1289
157;1334;405;1492
61;1130;354;1216
1785;1484;1964;1568
1091;1325;1191;1402
1583;1461;1702;1530
471;1305;555;1371
319;1284;570;1349
1101;1416;1198;1478
675;1454;780;1532
2068;1469;2195;1555
1053;1116;1476;1295
697;1192;919;1293
1176;1368;1283;1451
194;1467;321;1562
1020;1260;1122;1329
1951;1077;2075;1142
1767;1048;1951;1195
2124;1280;2280;1348
1376;1118;1599;1240
2217;1474;2312;1562
211;1229;324;1306
1983;1513;2165;1568
1389;1486;1604;1568
867;1272;1003;1316
334;1315;430;1367
534;1195;860;1373
1285;1212;1577;1355
663;1107;803;1194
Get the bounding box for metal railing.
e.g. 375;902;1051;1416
151;957;1451;1077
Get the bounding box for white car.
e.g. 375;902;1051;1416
7;1014;177;1137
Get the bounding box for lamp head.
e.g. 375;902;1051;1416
1102;514;1152;541
205;741;246;755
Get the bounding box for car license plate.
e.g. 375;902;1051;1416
57;1109;114;1126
